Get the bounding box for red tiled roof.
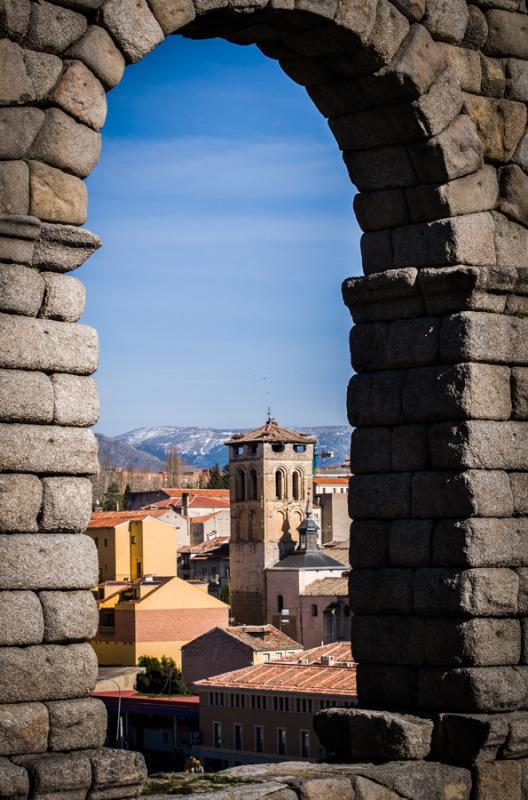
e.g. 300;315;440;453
93;690;199;707
301;576;349;597
88;510;168;529
162;489;230;498
195;642;357;697
314;476;349;485
179;537;230;555
190;512;222;525
224;625;302;653
279;642;354;666
225;420;316;446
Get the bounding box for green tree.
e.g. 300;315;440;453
103;482;122;511
136;655;189;696
220;464;230;489
122;483;131;510
206;463;223;489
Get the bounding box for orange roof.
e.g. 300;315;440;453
314;476;349;485
187;495;230;509
190;512;221;525
225;420;316;446
223;625;302;653
301;576;349;597
162;489;230;498
88;510;168;529
179;537;230;555
196;642;355;695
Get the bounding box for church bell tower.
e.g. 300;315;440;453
225;416;315;625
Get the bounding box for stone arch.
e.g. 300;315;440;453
0;0;528;794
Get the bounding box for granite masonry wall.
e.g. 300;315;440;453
0;0;527;798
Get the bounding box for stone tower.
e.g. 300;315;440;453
226;418;315;624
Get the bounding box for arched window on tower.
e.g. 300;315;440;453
275;469;285;500
248;510;254;541
292;470;302;501
236;469;246;501
249;468;258;500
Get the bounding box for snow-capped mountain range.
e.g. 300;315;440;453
96;425;351;471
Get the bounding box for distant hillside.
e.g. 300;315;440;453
102;425;351;469
96;434;165;472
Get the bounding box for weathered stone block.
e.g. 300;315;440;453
423;0;469;43
51;59;107;131
392;424;429;471
511;367;528;419
24;1;87;54
14;752;92;796
433;518;528;568
403;363;511;423
441;312;528;365
66;25;125;89
389;519;432;566
356;663;417;707
0;591;44;646
388;317;440;367
147;0;196;33
405;165;499;224
0;423;98;474
0;643;97;702
441;43;481;92
0;161;29;216
29;160;87;225
511;473;528;515
350;568;414;613
506;58;528;103
485;10;528;59
22;49;63;102
343;144;418;191
473;761;522;800
0;534;98;590
498;164;528;227
40;476;92;533
360;228;392;274
349;473;411;519
392;212;496;269
0;263;44;316
0;368;54;423
27;108;101;179
0;702;48;756
493;210;528;267
40;272;86;322
418;666;528;712
0;756;29;799
414;567;519;616
430;420;528;470
0;38;33;105
33;223;101;273
463;93;527;162
0;473;42;533
349;520;389;567
425;618;521;667
409;114;483;184
343;268;426;324
40;590;98;642
89;748;147;793
411;470;514;518
315;707;433;761
350;427;391;473
347;371;405;426
353;188;409;232
433;712;511;764
99;0;164;63
480;54;506;99
0;313;98;374
0;107;44;160
352;615;425;664
0;0;31;41
47;697;107;751
51;373;99;426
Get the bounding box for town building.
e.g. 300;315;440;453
189;510;231;545
182;625;303;685
92;689;200;773
179;537;230;599
299;575;350;650
87;511;179;582
92;575;229;668
194;642;356;769
128;487;230;513
226;417;316;625
265;506;345;645
313;475;350;544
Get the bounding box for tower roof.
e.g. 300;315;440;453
225;419;316;446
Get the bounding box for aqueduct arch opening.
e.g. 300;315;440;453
0;0;528;797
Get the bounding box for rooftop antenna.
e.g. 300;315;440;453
266;406;275;425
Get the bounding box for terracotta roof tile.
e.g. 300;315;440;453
314;476;349;485
301;576;349;597
279;642;354;666
224;625;302;652
225;420;316;446
88;510;167;529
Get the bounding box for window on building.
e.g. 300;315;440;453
292;470;301;501
277;595;284;613
232;445;243;457
272;443;285;453
294;444;306;453
248;444;258;455
104;538;108;547
255;726;264;753
213;722;222;748
94;537;99;549
130;536;136;544
311;604;318;617
99;609;115;633
277;728;287;756
234;724;242;751
273;696;289;712
249;468;258;500
275;469;285;499
236;469;246;501
136;561;142;577
300;730;310;758
263;652;270;663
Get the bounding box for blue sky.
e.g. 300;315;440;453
79;36;362;435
